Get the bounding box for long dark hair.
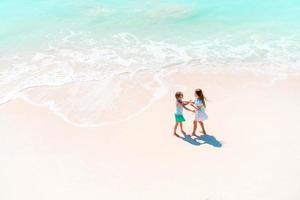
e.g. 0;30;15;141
195;88;206;108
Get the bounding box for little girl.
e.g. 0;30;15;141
173;91;194;136
191;88;208;136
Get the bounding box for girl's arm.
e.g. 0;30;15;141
183;105;195;112
191;104;201;111
178;101;195;112
182;100;190;105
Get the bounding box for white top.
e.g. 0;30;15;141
175;100;183;115
194;98;208;121
195;98;205;113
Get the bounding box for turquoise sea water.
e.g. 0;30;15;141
1;0;300;44
0;0;300;124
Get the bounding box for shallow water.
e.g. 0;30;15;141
1;0;300;125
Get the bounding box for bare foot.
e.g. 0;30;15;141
191;132;197;136
181;131;186;135
173;133;180;137
199;131;207;135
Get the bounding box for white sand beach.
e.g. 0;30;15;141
0;71;299;200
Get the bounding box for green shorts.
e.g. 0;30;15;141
175;114;185;122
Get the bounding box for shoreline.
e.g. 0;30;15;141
3;69;299;127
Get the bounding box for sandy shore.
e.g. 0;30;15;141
0;71;299;200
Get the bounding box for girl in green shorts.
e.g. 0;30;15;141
173;91;194;137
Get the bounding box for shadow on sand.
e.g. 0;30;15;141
178;133;222;148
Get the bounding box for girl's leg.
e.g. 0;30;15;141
173;122;179;136
179;123;186;134
199;121;207;134
191;121;197;136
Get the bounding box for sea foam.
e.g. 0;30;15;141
0;33;299;125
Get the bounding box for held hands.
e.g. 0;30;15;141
188;108;195;113
188;100;195;113
183;100;195;113
183;100;193;106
